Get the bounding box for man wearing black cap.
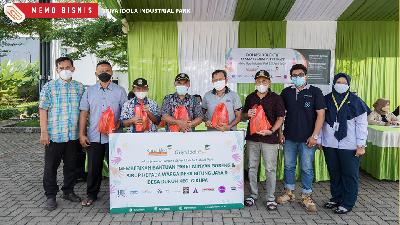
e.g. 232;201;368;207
161;73;203;132
120;78;160;132
242;70;285;210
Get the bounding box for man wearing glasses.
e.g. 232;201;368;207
277;64;326;212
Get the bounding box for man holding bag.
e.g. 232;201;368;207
120;78;161;132
79;61;127;206
202;70;242;131
161;73;203;132
242;70;285;210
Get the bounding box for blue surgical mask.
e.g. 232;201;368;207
291;76;306;87
334;83;349;94
176;85;188;95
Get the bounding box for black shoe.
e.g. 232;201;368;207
324;201;339;209
76;177;86;183
62;192;82;202
334;206;351;214
45;198;57;211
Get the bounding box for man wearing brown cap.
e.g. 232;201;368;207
161;73;203;132
242;70;285;210
120;78;161;132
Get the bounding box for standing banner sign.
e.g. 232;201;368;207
109;131;245;213
225;48;331;84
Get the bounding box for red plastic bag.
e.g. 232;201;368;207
98;106;115;134
211;103;229;127
134;102;150;132
250;105;272;135
169;105;189;132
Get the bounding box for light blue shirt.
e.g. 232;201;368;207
79;82;127;144
318;112;368;150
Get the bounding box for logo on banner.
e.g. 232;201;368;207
129;190;139;195
231;187;237;191
183;187;189;194
202;188;215;192
193;188;198;194
218;186;226;193
117;190;126;197
4;2;98;23
4;3;25;23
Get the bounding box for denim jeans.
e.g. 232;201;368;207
283;140;316;194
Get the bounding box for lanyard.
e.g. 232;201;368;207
332;92;349;112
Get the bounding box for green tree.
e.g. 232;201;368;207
0;7;126;68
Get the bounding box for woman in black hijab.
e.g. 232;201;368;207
318;73;370;214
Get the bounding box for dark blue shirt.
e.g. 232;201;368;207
280;84;326;143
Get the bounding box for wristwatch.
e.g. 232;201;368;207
312;134;318;140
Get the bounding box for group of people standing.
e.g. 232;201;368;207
40;56;370;215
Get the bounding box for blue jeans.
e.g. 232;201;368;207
283;140;316;194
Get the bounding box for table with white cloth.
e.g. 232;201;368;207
361;125;400;181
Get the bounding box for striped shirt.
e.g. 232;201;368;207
39;79;84;143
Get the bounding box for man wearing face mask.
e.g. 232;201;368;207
242;70;285;210
202;70;242;131
79;61;127;206
277;64;326;212
39;57;84;211
161;73;203;132
120;78;161;132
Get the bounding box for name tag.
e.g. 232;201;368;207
333;122;340;131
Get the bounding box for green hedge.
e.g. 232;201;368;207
0;108;20;120
0;102;39;120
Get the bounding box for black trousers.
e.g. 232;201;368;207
323;147;360;210
43;140;78;198
75;143;87;181
86;142;109;200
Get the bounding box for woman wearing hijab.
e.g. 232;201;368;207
368;99;399;126
318;73;370;214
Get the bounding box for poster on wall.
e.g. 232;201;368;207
108;131;245;214
225;48;331;84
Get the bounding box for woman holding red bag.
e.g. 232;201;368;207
242;70;285;210
120;78;161;133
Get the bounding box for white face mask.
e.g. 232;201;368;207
176;85;189;95
59;70;73;80
212;80;226;91
256;85;268;93
333;83;349;94
134;92;148;100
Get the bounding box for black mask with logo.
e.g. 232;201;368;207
98;72;112;82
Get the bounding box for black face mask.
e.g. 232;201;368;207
98;72;112;82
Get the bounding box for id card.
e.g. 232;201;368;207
333;122;339;131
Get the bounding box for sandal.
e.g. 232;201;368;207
244;197;255;207
266;201;278;210
81;198;95;207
